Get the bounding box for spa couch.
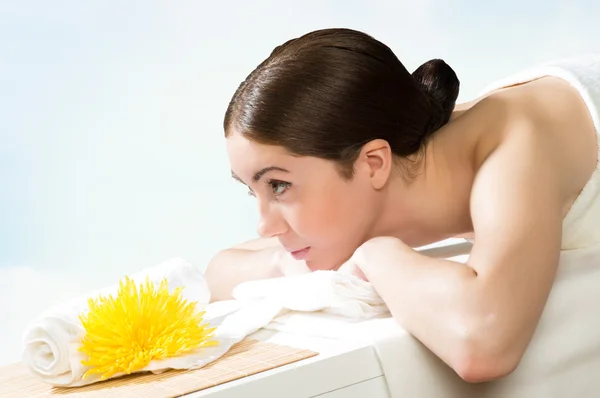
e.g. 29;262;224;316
189;238;600;398
191;241;469;398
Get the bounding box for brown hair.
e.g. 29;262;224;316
223;28;460;179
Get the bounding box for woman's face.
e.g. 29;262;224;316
226;132;385;271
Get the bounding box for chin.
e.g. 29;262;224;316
305;254;348;272
302;243;359;272
304;259;340;272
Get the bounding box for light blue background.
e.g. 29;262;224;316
1;0;599;364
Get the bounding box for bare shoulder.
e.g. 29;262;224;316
442;78;598;373
472;77;597;217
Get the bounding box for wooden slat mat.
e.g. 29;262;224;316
0;339;318;397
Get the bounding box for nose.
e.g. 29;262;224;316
257;201;288;238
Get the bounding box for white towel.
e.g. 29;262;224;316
21;257;225;387
232;270;389;319
208;270;389;349
22;261;385;387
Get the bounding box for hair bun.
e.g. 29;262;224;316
412;59;460;132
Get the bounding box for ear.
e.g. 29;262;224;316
356;139;393;190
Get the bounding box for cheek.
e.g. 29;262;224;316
288;181;373;243
285;181;375;271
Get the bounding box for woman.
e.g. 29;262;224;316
205;28;600;382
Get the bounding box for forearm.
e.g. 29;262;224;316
204;247;283;302
357;238;511;381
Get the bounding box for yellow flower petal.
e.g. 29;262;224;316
78;276;217;380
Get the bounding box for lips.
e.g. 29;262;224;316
289;247;310;261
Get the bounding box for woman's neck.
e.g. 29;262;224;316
373;121;478;247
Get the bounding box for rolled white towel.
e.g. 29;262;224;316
22;263;389;388
21;257;223;387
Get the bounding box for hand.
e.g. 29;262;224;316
271;248;311;276
339;236;406;281
337;258;368;281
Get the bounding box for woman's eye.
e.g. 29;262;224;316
268;180;291;196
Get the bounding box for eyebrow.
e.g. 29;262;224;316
231;166;290;184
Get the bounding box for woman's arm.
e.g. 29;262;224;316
204;246;281;302
356;124;564;382
229;236;282;250
204;237;301;302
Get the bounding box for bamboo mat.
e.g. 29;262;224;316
0;339;318;398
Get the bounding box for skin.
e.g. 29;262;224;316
205;76;598;382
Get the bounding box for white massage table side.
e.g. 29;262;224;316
190;331;389;398
189;239;472;398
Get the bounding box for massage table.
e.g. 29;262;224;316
189;240;473;398
189;238;600;397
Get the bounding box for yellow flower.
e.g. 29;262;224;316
78;276;218;381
